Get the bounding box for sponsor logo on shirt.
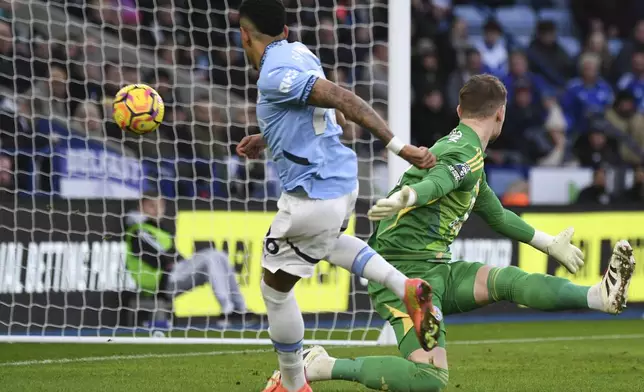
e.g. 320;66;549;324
279;69;300;93
449;162;471;182
447;129;462;143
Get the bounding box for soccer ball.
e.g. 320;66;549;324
112;84;164;134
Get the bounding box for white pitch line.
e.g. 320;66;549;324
0;348;273;367
447;333;644;345
1;333;643;368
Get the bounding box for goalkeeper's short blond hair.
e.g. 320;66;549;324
458;74;508;119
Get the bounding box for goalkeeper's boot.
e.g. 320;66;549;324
403;278;441;351
598;240;636;314
262;370;312;392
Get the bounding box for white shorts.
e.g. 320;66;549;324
262;188;358;278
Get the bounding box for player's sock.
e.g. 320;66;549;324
488;266;590;310
328;235;407;299
260;280;307;392
329;356;448;392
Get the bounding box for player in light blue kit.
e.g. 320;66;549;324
235;1;439;391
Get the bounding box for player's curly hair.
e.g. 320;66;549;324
239;0;286;37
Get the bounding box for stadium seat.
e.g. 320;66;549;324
453;5;486;35
609;39;623;56
538;8;573;36
515;35;531;49
558;36;581;58
496;6;537;37
486;167;527;196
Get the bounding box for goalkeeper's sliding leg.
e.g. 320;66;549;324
265;241;635;392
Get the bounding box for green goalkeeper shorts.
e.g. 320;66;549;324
368;260;485;358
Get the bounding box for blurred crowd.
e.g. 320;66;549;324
0;0;643;204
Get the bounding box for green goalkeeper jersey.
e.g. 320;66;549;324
368;123;535;263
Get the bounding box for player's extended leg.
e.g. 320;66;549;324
192;249;249;313
166;250;234;315
261;269;310;392
327;234;440;351
446;240;636;316
268;262;451;392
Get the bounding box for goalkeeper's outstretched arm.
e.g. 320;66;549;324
473;181;585;273
368;161;459;220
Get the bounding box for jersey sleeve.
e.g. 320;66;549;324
258;66;319;106
473;176;535;243
409;149;482;206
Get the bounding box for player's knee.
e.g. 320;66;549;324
474;265;493;305
260;279;293;306
408;347;448;370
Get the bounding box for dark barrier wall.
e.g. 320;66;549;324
1;198;643;331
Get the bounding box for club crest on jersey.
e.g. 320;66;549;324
447;129;462;143
449;163;471;181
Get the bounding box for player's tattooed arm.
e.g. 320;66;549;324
307;78;436;169
307;78;393;143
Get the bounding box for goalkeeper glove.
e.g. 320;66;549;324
368;186;417;221
532;227;585;274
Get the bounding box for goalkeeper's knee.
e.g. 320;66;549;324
409;364;448;392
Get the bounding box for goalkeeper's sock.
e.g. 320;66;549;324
326;356;448;392
328;235;407;299
260;281;307;392
488;266;590;310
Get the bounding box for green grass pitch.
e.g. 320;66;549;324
1;319;644;392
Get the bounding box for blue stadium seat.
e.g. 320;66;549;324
453;5;485;35
558;36;581;58
496;6;537;37
486;167;527;196
515;35;531;48
608;39;623;56
538;8;573;36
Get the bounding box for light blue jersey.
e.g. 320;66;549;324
256;40;358;200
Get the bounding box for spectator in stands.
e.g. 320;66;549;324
605;90;644;165
0;154;13;192
493;78;549;164
0;96;47;151
574;115;622;167
474;18;508;77
0;21;31;94
503;50;551;103
435;16;470;77
69;37;105;114
124;190;259;326
583;31;613;77
31;63;72;122
411;40;442;94
616;49;644;110
411;87;458;149
146;68;175;107
191;96;228;161
446;48;488;112
576;167;613;205
560;53;614;133
620;166;644;202
528;20;574;84
611;19;644;81
70;101;104;138
364;43;388;102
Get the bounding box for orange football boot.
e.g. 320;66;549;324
403;278;441;351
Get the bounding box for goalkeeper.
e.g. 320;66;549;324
265;75;636;391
